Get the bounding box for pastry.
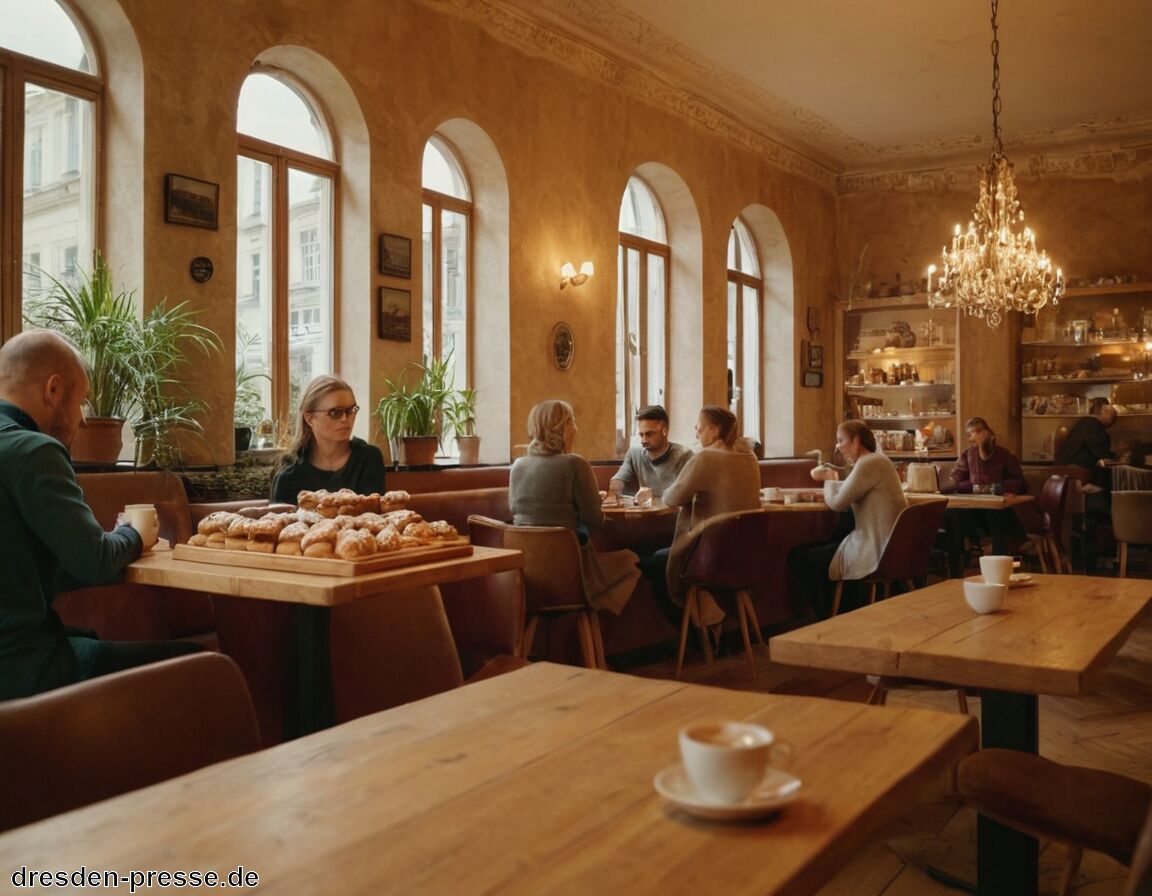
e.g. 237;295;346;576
301;520;340;558
375;526;402;552
224;516;254;551
276;521;310;556
381;489;411;509
349;512;390;534
188;533;209;547
383;509;422;531
403;521;436;543
335;527;377;561
427;520;458;540
247;516;285;553
297;489;326;511
198;511;239;547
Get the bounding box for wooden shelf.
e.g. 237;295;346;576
847;345;955;359
847;383;954;390
862;414;957;421
1022;412;1152;419
1022;376;1146;385
1022;338;1146;347
1062;282;1152;297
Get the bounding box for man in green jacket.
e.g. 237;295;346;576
0;330;199;700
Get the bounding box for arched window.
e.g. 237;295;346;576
617;175;669;455
727;217;763;447
237;71;338;431
1;0;98;335
422;136;472;400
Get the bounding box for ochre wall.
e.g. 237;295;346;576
75;0;839;464
837;156;1152;453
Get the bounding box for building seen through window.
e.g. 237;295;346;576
727;217;763;448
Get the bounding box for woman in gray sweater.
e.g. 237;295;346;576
789;420;907;617
509;400;640;614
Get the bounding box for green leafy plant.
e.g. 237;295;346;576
234;327;270;431
444;387;478;438
25;253;222;467
374;354;454;445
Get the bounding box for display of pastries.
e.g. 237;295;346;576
185;492;461;563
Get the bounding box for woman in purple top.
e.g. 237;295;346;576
943;416;1028;576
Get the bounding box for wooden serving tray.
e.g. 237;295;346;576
172;538;473;576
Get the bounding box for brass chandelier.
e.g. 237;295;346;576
927;0;1064;327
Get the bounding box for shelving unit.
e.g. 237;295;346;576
1020;282;1152;461
837;295;960;459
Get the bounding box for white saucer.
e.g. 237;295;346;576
1008;573;1034;588
653;763;801;821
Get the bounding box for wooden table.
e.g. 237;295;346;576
0;663;977;895
769;574;1152;895
127;546;524;737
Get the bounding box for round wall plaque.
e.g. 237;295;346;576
551;321;574;371
189;256;214;283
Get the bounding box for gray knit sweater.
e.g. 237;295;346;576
823;450;907;581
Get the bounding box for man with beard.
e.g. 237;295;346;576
0;330;199;699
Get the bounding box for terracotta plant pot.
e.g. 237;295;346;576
401;436;439;467
70;417;125;464
456;434;481;466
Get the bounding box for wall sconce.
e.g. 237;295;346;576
560;261;594;290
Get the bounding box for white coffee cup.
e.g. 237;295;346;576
679;721;785;804
979;555;1014;586
964;579;1006;614
761;487;781;503
123;503;159;544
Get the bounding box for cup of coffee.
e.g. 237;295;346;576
964;579;1006;614
761;487;781;503
679;721;787;803
123;503;159;544
979;555;1014;586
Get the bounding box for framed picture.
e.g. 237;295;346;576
379;233;412;278
806;306;822;338
551;322;574;371
807;342;824;369
164;173;219;230
377;287;412;342
803;370;824;388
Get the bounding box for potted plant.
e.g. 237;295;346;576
234;327;270;452
444;387;480;465
374;354;453;467
24;253;221;466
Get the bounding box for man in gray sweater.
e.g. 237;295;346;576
609;405;692;498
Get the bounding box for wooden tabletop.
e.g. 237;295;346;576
907;492;1033;509
0;663;976;896
601;502;679;518
125;544;523;607
770;575;1152;696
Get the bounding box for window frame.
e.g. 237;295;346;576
237;133;340;425
726;221;764;447
421;185;474;388
617;230;670;442
1;47;102;339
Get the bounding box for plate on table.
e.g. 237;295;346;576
1008;573;1034;588
653;764;801;821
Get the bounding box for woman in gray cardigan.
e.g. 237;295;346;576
789;420;907;617
509;400;640;614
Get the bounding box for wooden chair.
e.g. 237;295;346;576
831;497;949;616
1024;474;1072;574
1111;490;1152;577
0;653;260;832
468;515;608;668
674;509;774;678
958;748;1152;896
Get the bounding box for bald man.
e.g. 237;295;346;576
0;330;199;700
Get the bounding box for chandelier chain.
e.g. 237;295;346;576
990;0;1002;155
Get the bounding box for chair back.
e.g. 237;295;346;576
1111;491;1152;546
0;653;259;832
869;498;949;582
679;509;776;589
1038;474;1070;541
468;515;586;613
1126;801;1152;896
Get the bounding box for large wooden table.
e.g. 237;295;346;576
769;574;1152;895
0;663;977;895
127;546;524;737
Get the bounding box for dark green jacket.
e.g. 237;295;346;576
0;401;141;699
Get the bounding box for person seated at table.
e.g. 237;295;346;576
509;400;640;615
658;405;760;628
940;416;1028;576
1056;397;1120;572
609;405;692;499
0;331;200;700
271;375;386;504
787;420;907;618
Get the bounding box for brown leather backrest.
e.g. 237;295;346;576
409;488;510;533
679;509;779;588
871;498;949;582
0;653;260;832
1039;474;1070;536
468;515;585;612
1127;801;1152;896
1111;491;1152;545
76;471;193;543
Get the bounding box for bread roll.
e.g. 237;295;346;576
276;521;310;556
247;516;285;553
224;517;253;551
383;509;422;531
428;520;458;540
381;489;410;509
300;520;340;558
197;510;239;535
297;490;325;511
188;533;209;547
336;528;377;561
403;521;436;543
375;526;402;552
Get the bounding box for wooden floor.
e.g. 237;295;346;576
624;571;1152;896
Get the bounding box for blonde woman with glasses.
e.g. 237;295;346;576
271;375;386;503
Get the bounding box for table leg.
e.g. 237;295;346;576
289;604;335;739
977;689;1039;896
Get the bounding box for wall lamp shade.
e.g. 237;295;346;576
560;261;594;289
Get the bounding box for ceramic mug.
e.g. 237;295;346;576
123;503;159;544
979;555;1014;586
679;721;790;804
964;579;1006;614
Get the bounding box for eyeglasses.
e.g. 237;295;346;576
311;404;360;420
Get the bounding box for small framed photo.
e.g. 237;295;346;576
377;287;412;342
551;321;574;370
379;233;412;279
164;173;219;230
803;370;824;388
808;342;824;369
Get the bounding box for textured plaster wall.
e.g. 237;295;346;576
837;162;1152;453
77;0;837;464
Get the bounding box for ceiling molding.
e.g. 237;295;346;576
424;0;840;192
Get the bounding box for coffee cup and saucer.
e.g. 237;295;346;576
653;721;800;821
